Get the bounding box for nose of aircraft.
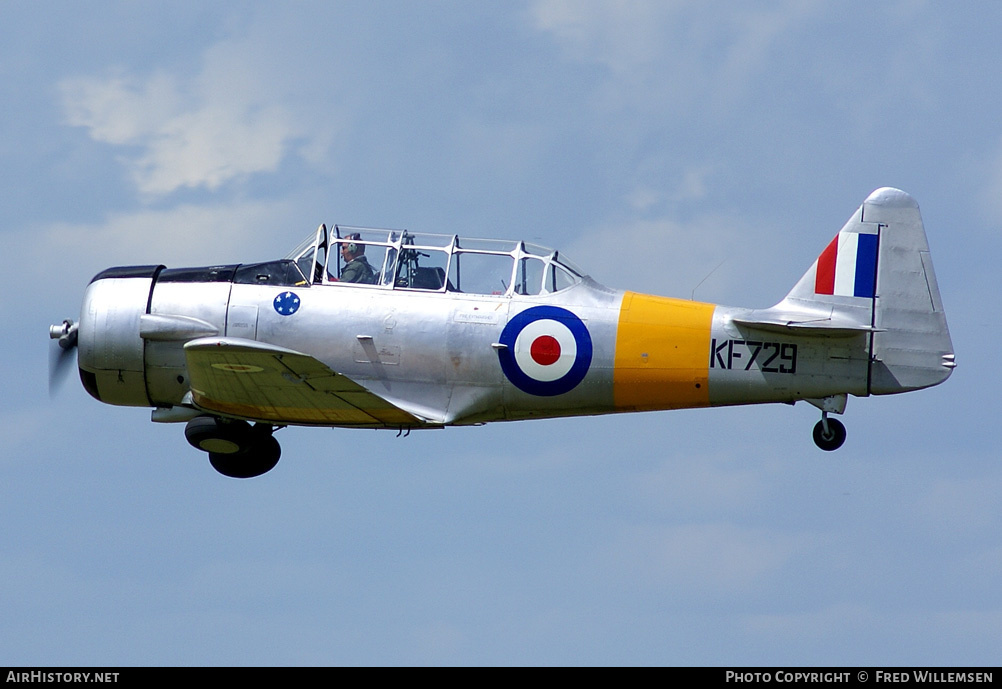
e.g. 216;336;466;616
75;266;163;406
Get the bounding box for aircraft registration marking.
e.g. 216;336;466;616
710;338;798;373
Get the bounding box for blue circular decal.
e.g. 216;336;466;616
273;291;301;316
497;306;592;397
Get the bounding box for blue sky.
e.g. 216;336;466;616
2;1;999;665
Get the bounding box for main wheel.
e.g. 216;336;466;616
208;435;281;479
185;416;252;454
813;418;847;451
186;417;282;477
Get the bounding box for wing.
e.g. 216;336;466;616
183;337;423;427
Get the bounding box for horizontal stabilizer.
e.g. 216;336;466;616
731;311;881;337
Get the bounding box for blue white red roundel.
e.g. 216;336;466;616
497;306;592;396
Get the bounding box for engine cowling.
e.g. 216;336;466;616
77;266;162;406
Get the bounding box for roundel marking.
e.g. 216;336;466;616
211;363;265;373
497;306;592;396
530;335;561;366
273;291;301;316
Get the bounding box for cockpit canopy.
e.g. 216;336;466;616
286;225;585;296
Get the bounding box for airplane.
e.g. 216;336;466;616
49;187;955;478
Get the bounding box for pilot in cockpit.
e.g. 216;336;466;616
337;233;375;284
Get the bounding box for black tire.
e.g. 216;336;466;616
184;416;252;454
813;418;847;451
208;435;281;479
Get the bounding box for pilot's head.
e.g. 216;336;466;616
340;233;365;261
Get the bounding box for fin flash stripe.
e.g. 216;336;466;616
816;231;878;298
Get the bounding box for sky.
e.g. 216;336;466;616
2;0;999;666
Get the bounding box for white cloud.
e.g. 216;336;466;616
530;0;682;74
35;198;300;282
58;33;336;197
566;211;795;305
529;0;820;107
626;166;713;212
136;101;296;195
59;73;180;146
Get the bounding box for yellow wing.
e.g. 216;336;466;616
183;337;422;427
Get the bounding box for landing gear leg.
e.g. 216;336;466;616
185;417;282;478
813;412;847;451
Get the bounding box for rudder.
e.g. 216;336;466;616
862;188;955;393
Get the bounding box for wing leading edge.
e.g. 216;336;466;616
183;337;423;427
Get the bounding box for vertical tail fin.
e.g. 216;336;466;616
735;188;955;394
776;191;883;335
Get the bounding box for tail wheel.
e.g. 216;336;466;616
813;417;847;451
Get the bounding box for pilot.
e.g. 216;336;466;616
338;234;375;284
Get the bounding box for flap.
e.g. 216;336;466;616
183;337;422;427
